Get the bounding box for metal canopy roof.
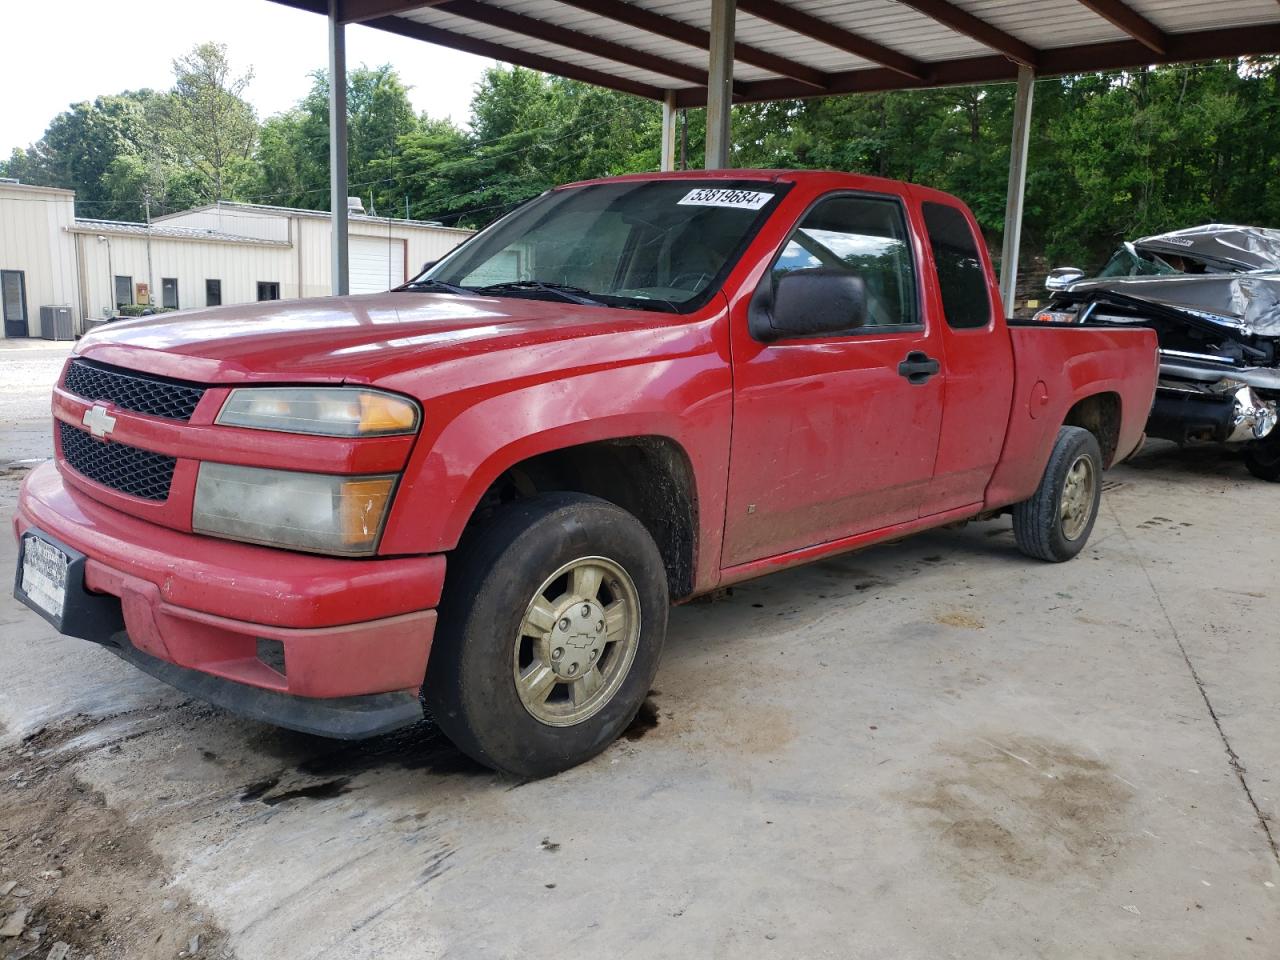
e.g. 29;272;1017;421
273;0;1280;104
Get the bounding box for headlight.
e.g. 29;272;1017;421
193;463;396;556
1031;308;1079;324
216;387;419;436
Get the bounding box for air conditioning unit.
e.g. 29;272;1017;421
39;306;74;341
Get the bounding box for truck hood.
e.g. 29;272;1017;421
75;292;689;388
1067;273;1280;338
1133;223;1280;273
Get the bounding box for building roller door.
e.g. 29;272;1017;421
350;236;406;293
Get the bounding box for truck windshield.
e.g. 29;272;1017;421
412;179;788;312
1096;246;1181;279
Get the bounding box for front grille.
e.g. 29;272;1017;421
64;359;206;421
59;422;176;502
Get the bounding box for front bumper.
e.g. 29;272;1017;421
1147;382;1278;445
107;634;425;739
14;462;445;738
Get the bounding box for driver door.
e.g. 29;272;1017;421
722;192;945;568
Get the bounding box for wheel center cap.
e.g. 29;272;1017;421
548;599;606;678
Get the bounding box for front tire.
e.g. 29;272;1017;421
1243;431;1280;482
425;493;668;778
1012;426;1103;563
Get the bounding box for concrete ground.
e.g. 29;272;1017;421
0;339;1276;959
0;339;69;465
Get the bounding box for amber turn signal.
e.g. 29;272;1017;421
359;393;419;435
339;476;397;549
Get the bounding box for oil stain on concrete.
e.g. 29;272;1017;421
905;735;1134;897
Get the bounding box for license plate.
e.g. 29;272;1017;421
19;534;69;622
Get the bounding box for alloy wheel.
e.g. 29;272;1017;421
513;556;641;727
1060;453;1096;541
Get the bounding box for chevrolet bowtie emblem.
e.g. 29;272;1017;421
82;404;117;439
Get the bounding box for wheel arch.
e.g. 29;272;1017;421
459;433;700;601
1063;391;1122;466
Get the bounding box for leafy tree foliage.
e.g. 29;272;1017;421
0;44;258;217
253;65;424;211
151;43;259;202
372;67;661;227
4;51;1278;279
731;58;1280;273
2;92;158;220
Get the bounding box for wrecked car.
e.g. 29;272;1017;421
1037;224;1280;480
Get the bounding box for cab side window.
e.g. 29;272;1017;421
771;194;918;330
922;202;993;329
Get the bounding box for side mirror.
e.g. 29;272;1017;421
751;268;867;342
1046;267;1085;291
420;260;437;273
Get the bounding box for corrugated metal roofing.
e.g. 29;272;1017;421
271;0;1280;103
68;219;292;246
153;201;475;232
785;0;992;63
958;0;1128;50
1131;0;1280;34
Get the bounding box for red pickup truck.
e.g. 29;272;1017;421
13;171;1158;777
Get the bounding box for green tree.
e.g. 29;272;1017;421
8;46;1277;276
0;92;158;219
378;66;661;227
253;64;423;212
365;116;469;221
152;42;259;202
101;151;206;219
254;107;327;208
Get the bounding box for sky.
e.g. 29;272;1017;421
0;0;496;155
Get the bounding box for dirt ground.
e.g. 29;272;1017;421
0;713;232;960
0;342;1277;959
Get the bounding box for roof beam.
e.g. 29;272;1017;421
367;13;667;100
671;22;1280;106
1072;0;1167;54
736;0;928;80
552;0;832;90
891;0;1040;68
336;0;448;25
268;2;1279;109
434;0;732;90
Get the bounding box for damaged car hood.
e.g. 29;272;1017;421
1133;224;1280;273
1068;273;1280;337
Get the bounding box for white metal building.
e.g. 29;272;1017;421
0;182;81;339
0;182;473;338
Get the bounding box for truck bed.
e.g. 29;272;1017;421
985;323;1158;510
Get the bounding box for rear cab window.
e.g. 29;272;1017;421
921;202;994;330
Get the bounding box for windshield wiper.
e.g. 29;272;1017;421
402;278;474;295
476;280;603;306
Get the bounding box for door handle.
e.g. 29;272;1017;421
898;351;940;385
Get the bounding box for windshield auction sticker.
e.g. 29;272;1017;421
678;188;774;210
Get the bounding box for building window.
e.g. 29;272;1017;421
113;275;134;309
2;270;28;338
162;278;179;310
257;282;280;302
206;279;222;307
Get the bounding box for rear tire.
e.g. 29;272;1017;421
1012;426;1103;563
425;493;668;778
1243;432;1280;482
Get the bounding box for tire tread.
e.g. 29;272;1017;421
426;492;667;778
1012;426;1101;563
